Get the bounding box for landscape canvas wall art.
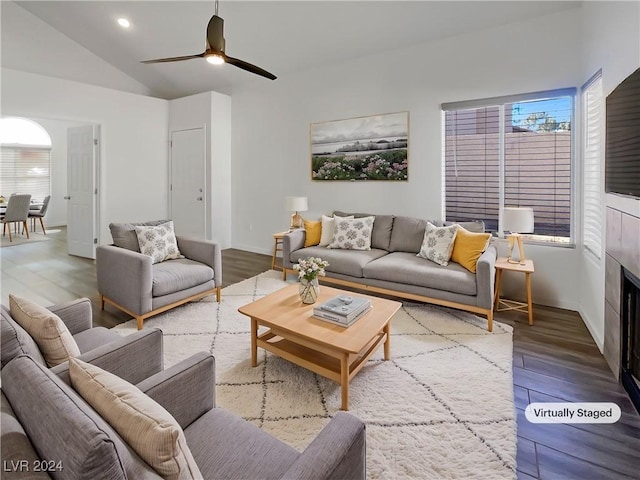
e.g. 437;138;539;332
311;111;409;181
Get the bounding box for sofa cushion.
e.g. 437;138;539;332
3;356;157;480
185;407;299;480
152;259;214;297
1;305;46;368
135;221;183;264
444;220;485;233
363;252;477;296
303;218;322;247
1;392;50;480
110;220;171;252
388;216;432;253
328;216;375;250
73;327;122;354
334;211;394;251
69;358;202;480
450;227;492;273
417;222;458;266
291;246;387;278
9;294;81;367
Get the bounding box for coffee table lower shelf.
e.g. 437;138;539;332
254;327;389;410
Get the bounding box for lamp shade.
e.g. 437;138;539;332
285;196;308;212
502;207;534;233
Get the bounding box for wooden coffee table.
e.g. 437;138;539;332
238;284;402;410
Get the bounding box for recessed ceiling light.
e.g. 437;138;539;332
117;18;130;28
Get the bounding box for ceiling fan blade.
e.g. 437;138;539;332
224;55;277;80
141;53;205;64
206;15;225;52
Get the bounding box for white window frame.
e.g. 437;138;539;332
442;88;577;246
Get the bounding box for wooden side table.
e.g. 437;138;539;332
271;231;288;271
494;257;535;325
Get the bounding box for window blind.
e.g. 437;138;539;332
0;146;51;203
443;89;575;241
582;72;604;258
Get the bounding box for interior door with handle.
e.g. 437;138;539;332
67;125;99;258
170;128;206;238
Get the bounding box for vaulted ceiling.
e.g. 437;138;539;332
2;1;581;100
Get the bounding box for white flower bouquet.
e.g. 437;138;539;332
293;257;329;282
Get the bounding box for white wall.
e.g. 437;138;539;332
231;8;584;309
1;68;169;245
577;1;640;350
168;91;232;248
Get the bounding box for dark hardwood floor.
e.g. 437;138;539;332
1;228;639;479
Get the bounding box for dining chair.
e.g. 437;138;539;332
28;195;51;235
1;194;32;242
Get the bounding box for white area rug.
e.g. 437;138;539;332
113;270;517;479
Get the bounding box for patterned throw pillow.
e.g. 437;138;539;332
319;215;353;247
328;216;375;250
417;222;458;266
69;358;202;480
134;221;182;264
9;294;81;367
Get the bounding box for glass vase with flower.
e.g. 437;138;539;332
293;257;329;304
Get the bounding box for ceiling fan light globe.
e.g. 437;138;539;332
205;54;225;65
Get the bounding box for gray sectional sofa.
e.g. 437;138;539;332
283;211;498;331
1;297;366;480
2;352;366;480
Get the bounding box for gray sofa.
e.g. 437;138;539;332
1;297;163;382
283;212;497;331
97;221;222;330
2;352;366;480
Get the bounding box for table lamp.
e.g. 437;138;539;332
502;207;534;264
285;196;308;229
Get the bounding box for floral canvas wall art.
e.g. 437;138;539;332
310;112;409;181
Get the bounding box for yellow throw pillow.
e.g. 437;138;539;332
69;358;202;480
451;227;492;273
303;219;322;247
9;294;81;367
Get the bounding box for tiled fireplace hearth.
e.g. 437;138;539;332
605;201;640;413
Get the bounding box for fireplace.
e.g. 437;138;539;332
621;267;640;414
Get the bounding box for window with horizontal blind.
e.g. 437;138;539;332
0;117;52;203
442;88;575;243
0;147;51;203
582;72;603;258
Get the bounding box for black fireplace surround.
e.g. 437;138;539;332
621;267;640;414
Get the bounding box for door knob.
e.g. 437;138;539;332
64;196;71;200
196;197;203;201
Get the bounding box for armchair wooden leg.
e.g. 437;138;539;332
216;287;221;302
23;221;29;239
137;316;144;331
8;223;12;242
487;309;493;332
100;295;105;310
39;217;46;235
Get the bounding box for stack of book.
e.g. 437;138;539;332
312;295;372;327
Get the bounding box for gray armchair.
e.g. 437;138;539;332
28;194;50;234
2;352;366;480
97;221;222;330
1;297;164;384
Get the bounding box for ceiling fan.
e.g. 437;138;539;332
141;0;276;80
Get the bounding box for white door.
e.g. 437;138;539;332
67;125;98;258
170;128;206;238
